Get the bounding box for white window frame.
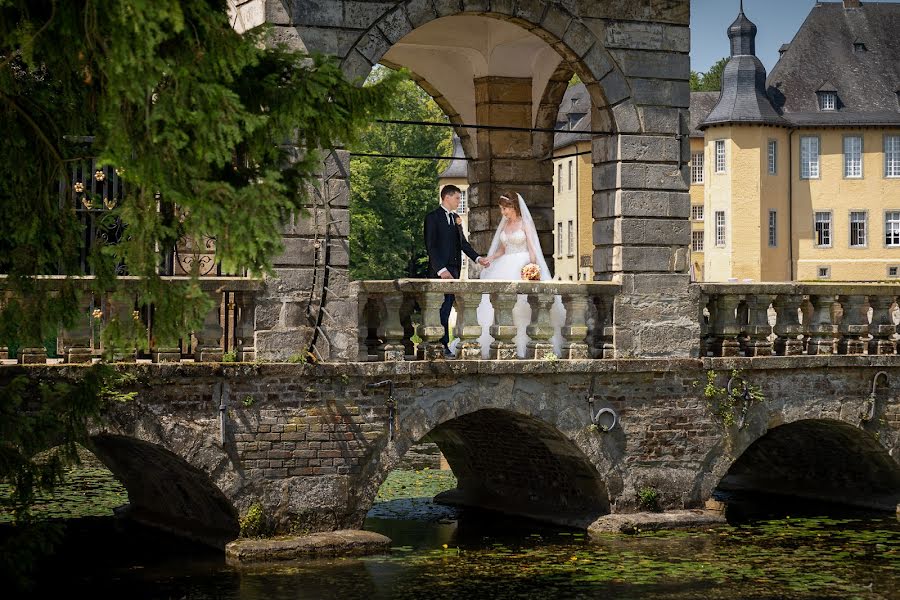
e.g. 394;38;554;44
843;136;862;179
768;210;777;247
557;164;563;192
567;220;574;256
849;210;867;248
885;211;900;247
715;211;726;247
690;152;704;184
814;211;832;248
456;189;467;214
715;140;726;174
817;266;831;279
886;135;900;178
888;265;899;278
767;140;777;175
568;160;574;191
691;205;704;221
819;92;837;111
800;136;820;179
691;230;704;252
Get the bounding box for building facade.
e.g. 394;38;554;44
699;0;900;282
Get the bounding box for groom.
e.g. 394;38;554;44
424;185;489;357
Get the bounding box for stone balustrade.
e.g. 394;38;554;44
700;283;900;357
0;276;260;364
357;279;619;361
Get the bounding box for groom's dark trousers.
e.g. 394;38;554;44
424;207;479;347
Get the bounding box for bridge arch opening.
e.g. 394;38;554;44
368;408;609;529
715;419;900;517
89;434;239;548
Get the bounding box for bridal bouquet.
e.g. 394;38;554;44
521;263;541;281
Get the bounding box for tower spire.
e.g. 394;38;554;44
728;1;757;56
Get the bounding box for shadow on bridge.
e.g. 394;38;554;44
714;419;900;519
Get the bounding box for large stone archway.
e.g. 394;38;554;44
251;0;697;361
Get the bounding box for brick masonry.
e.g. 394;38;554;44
7;355;899;545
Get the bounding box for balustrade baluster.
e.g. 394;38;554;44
195;291;224;362
455;291;483;360
806;294;838;355
773;294;805;355
235;290;256;362
526;292;555;359
837;294;869;355
357;291;371;362
561;293;589;359
61;292;95;363
418;291;446;360
868;294;897;355
743;294;776;356
710;294;742;356
490;292;518;360
377;294;406;361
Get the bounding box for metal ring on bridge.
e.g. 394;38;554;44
593;407;618;432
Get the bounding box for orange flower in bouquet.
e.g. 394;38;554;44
521;263;541;281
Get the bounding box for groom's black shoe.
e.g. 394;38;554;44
442;345;453;358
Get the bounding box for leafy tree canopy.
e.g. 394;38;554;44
349;66;452;280
690;57;727;92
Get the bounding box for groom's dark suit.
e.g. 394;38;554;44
424;205;480;347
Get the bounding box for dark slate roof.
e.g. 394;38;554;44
700;7;788;129
553;83;592;150
690;92;719;137
439;134;467;178
767;2;900;127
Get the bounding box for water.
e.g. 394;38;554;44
7;469;900;599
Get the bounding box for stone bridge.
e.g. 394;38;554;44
10;354;899;547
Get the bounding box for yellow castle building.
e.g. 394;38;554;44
698;0;900;282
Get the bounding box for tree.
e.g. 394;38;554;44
0;0;399;583
349;68;452;280
690;57;728;92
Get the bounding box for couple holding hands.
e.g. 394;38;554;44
423;184;552;357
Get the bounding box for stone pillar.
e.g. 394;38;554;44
418;291;446;360
468;77;554;269
744;294;776;357
60;292;95;363
868;295;897;355
455;291;483;360
195;290;224;362
489;293;518;360
837;295;869;355
376;294;406;362
807;294;838;355
526;292;555;359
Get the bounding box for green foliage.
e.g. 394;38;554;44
542;352;559;362
349;66;452;280
287;352;307;364
241;394;254;407
239;502;271;538
568;72;582;87
703;369;765;427
0;0;399;354
221;350;238;362
690;57;728;92
637;487;661;512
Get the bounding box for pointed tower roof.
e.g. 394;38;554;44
700;1;787;130
439;134;468;179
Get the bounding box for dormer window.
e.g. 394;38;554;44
819;91;837;111
853;42;867;53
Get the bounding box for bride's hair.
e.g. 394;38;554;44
498;192;521;217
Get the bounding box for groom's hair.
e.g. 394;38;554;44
440;184;461;199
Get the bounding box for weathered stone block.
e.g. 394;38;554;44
541;7;572;41
491;0;515;16
433;0;463;18
637;106;684;135
630;78;690;108
377;6;412;44
514;0;546;25
581;45;614;83
610;49;690;81
342;1;395;29
294;26;358;56
274;238;318;267
255;327;313;360
265;0;292;25
601;134;680;163
341;50;373;83
596;163;687;191
562;19;595;58
599;70;630;106
594;190;690;219
292;0;344;27
405;0;438;27
255;301;284;330
267;25;308;52
460;0;489;12
356;28;391;63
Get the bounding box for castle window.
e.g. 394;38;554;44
844;136;862;178
557;164;563;192
800;136;820;179
691;205;704;221
691;152;704;184
815;211;832;248
818;92;837;111
715;211;726;247
767;140;777;175
715;140;726;173
850;211;867;247
817;266;831;279
692;230;704;252
457;189;467;214
886;135;900;178
768;210;777;247
885;211;900;247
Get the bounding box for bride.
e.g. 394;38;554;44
473;191;563;358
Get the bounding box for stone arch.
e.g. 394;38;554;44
351;389;617;529
340;3;638;138
710;419;900;512
89;434;239;548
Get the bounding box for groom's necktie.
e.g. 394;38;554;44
444;210;453;226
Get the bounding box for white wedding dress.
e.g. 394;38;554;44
472;194;565;359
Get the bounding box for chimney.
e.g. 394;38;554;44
844;0;862;8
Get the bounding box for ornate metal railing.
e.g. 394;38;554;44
358;280;619;361
699;283;900;357
0;276;260;364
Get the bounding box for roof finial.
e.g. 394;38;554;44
739;0;744;14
